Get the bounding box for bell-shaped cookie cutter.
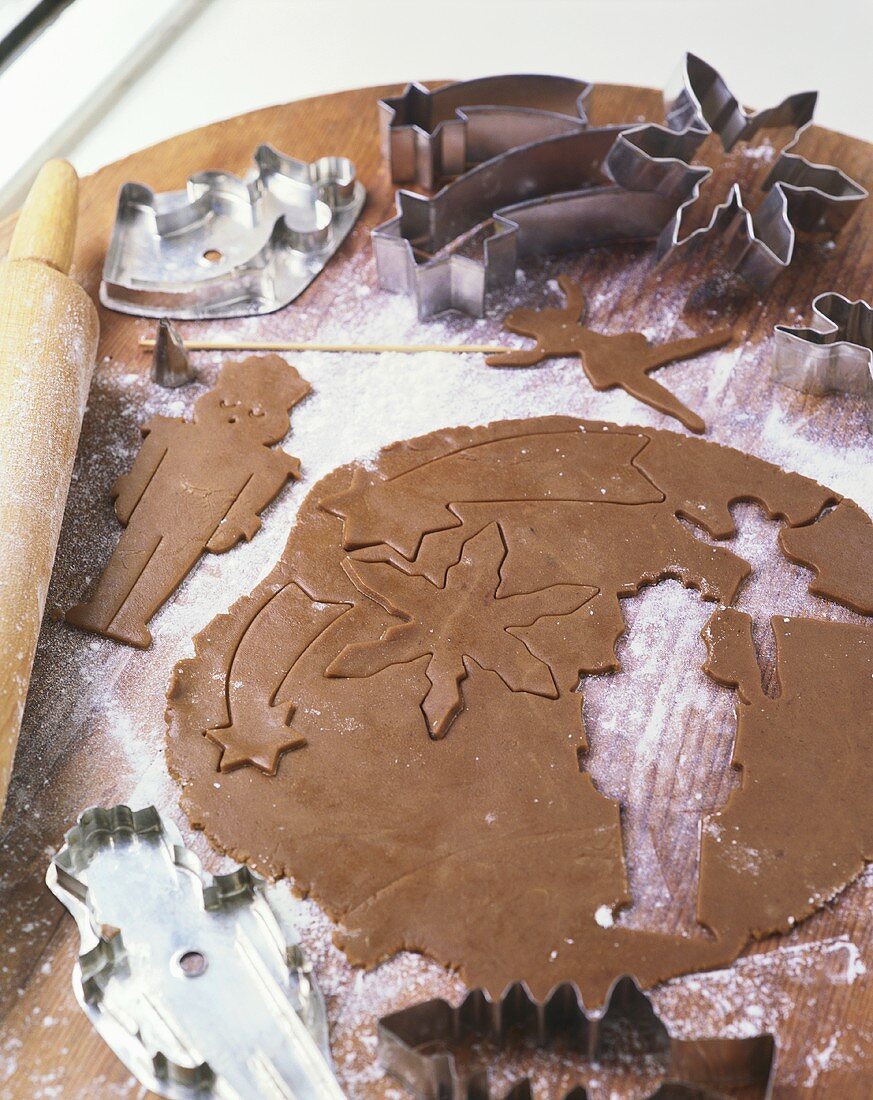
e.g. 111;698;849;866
379;74;591;189
100;144;366;319
378;975;775;1098
46;804;344;1099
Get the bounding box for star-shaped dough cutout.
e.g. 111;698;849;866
326;522;596;737
206;701;307;775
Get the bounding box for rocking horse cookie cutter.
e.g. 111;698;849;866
100;144;366;319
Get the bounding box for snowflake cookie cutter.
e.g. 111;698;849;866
378;975;775;1099
379;74;591;188
773;294;873;421
605;53;867;291
100;143;366;319
47;804;344;1100
372;125;678;318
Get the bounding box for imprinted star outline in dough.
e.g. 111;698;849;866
605;52;867;290
319;467;460;559
326;522;596;738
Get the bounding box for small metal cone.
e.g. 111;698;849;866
152;320;195;388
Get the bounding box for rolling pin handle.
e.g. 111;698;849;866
7;159;79;275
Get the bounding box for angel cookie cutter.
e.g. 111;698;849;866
379;74;591;188
773;293;873;421
47;804;344;1100
378;975;775;1098
605;53;867;291
100;143;366;319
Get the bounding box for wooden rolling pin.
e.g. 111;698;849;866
0;160;99;812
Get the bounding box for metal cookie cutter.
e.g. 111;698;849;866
378;976;775;1099
379;74;591;188
100;144;366;319
605;53;867;292
152;319;196;388
373;125;678;318
47;805;344;1100
773;293;873;414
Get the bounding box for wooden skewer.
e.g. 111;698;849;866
139;337;508;355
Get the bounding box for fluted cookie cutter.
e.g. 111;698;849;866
47;804;344;1100
773;293;873;421
379;74;591;188
373;125;678;318
100;144;366;319
605;53;867;291
378;976;775;1098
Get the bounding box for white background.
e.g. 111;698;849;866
0;0;869;213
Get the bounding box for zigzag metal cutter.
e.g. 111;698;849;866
378;976;776;1098
100;144;366;319
372;126;678;318
47;805;345;1099
379;74;591;189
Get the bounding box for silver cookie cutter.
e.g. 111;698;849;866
100;143;366;319
47;804;345;1100
379;74;591;189
773;293;873;422
605;53;867;291
372;125;678;318
378;975;775;1098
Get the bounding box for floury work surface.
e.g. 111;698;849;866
0;82;871;1097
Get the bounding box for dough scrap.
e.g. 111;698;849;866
166;417;871;1003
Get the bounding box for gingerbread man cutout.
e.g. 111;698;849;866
486;276;732;432
66;355;310;648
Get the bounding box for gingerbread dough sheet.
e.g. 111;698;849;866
166;416;872;1005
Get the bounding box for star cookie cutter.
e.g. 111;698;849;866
605;53;867;291
378;975;775;1098
773;292;873;414
379;74;591;188
372;125;677;318
47;804;344;1099
100;143;366;319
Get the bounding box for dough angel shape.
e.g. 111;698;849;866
486;276;731;432
66;355;310;648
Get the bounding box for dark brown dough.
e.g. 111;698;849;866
778;499;873;614
166;416;871;1004
485;277;732;433
66;356;309;648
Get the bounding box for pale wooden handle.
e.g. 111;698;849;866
0;161;98;811
9;159;78;274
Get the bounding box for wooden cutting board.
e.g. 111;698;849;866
0;81;871;1098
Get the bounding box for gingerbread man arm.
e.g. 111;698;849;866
112;417;178;525
206;449;300;554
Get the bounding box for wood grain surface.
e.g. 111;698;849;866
0;81;871;1099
